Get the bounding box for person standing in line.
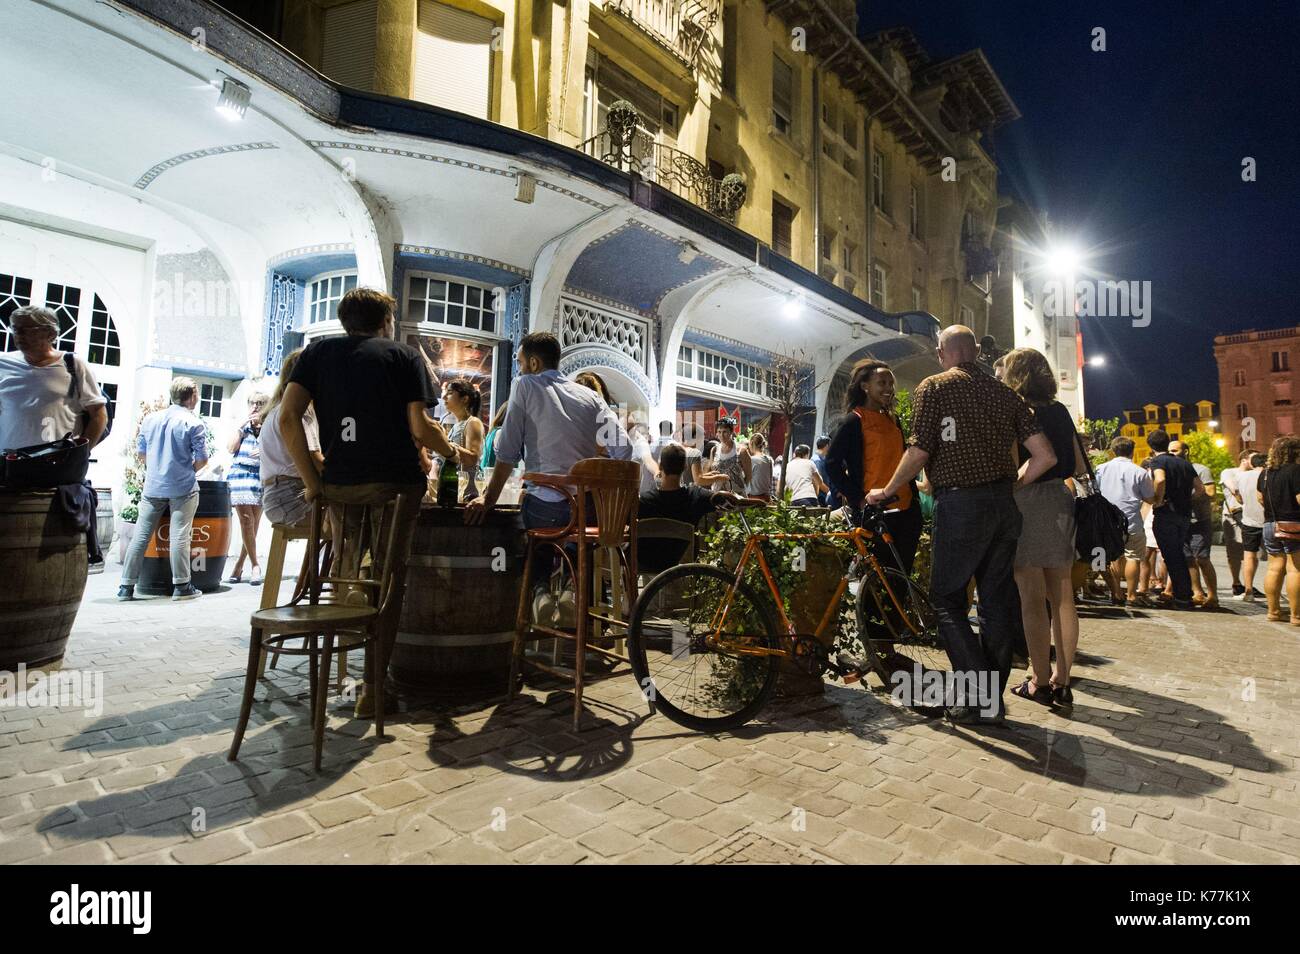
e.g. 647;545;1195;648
118;377;209;601
678;422;703;488
1233;452;1267;601
1000;348;1088;706
745;431;774;501
1096;437;1156;608
1219;450;1251;596
784;445;827;506
1257;436;1300;624
1171;439;1219;608
226;392;269;585
868;326;1057;724
698;417;751;493
813;435;832;504
1147;429;1203;609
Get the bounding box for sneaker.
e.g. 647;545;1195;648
116;584;135;602
1232;583;1246;596
1236;590;1256;602
944;705;981;725
88;560;106;576
555;589;577;629
1251;587;1265;599
171;584;202;601
250;566;263;586
532;590;557;626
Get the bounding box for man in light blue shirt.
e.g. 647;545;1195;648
1095;436;1154;606
466;331;633;532
119;377;210;601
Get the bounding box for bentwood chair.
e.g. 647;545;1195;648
228;488;416;771
509;458;640;730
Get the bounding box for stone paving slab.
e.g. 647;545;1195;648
0;551;1297;864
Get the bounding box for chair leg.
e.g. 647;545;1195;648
372;637;386;741
306;632;319;732
257;531;290;676
336;648;347;693
573;543;590;732
228;626;263;761
509;542;535;699
313;632;335;772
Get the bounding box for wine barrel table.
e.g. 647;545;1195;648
137;480;231;595
0;489;89;671
93;487;114;554
390;504;524;691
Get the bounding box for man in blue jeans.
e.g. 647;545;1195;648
119;377;209;601
1147;428;1204;609
868;327;1057;724
466;332;633;602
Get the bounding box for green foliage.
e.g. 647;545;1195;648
1180;430;1234;483
894;388;914;438
1082;416;1121;452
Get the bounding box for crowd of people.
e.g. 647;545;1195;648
7;293;1298;727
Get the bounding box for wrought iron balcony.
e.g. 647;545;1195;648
579;101;747;223
607;0;719;68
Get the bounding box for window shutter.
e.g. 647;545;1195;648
772;55;793;124
321;0;378;91
772;200;793;257
413;0;495;119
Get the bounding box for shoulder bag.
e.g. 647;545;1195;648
1071;431;1129;563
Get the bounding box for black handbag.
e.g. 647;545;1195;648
1071;432;1130;564
1;435;91;488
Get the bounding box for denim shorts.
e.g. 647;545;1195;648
1263;522;1300;556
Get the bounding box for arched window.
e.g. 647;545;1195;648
44;283;80;350
88;294;121;367
307;271;358;325
0;272;33;351
1236;402;1248;420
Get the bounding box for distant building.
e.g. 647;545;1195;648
1119;400;1219;461
990;198;1084;421
1213;328;1300;456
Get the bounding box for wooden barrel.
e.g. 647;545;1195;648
94;487;114;554
390;504;523;689
137;481;232;594
0;490;88;671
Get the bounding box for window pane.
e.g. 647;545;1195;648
446;304;463;326
467;286;482;308
449;283;465;305
410;277;427;300
430;280;447;302
428;303;445;323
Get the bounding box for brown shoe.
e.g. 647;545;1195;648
1267;612;1284;622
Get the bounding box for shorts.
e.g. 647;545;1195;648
262;477;311;527
1263;522;1300;557
1241;524;1264;554
1183;521;1212;561
1221;515;1243;546
1123;527;1147;561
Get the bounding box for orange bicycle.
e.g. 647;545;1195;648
627;497;947;731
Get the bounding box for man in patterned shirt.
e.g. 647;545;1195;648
868;326;1057;724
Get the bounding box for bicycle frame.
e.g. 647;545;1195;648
706;508;921;659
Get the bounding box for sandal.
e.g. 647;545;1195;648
1011;678;1055;706
1051;681;1074;705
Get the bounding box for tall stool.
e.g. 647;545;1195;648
508;458;639;730
229;489;415;771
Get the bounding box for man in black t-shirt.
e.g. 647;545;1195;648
1148;429;1205;608
638;442;735;571
280;287;456;717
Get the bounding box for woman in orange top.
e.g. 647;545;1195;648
824;359;922;575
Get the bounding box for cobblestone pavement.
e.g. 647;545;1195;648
2;551;1298;865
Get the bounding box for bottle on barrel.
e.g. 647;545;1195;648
437;453;459;507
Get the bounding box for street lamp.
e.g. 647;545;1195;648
1087;354;1106;368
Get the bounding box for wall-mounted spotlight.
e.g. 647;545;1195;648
216;76;251;121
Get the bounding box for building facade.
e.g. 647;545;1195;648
1119;400;1218;461
1213;327;1300;456
0;0;1022;507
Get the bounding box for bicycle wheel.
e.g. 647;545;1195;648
856;566;949;690
628;563;781;732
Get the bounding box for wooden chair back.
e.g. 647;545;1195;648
570;458;640;548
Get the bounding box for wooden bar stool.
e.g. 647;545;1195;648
257;521;309;677
229;489;415;771
508;458;639;730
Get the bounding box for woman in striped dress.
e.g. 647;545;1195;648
227;392;268;585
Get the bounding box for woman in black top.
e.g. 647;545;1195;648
1257;434;1300;623
1002;348;1088;706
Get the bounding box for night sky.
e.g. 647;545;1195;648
856;0;1300;421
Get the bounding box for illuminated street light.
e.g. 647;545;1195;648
1087;354;1106;368
1044;243;1083;278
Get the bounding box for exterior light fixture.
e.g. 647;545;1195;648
514;172;536;203
1087;354;1106;367
1214;437;1226;448
782;296;802;319
1044;243;1083;278
1208;419;1219;428
677;241;699;265
216;76;251;121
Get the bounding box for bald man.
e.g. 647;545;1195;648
869;325;1058;724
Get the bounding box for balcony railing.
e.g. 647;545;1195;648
579;101;746;222
608;0;719;68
